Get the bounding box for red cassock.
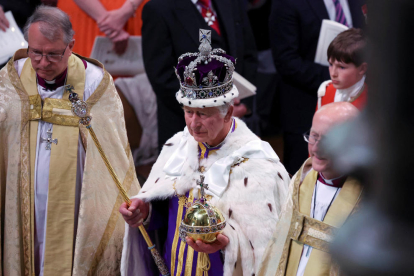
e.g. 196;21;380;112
316;82;368;112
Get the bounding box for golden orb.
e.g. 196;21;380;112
179;175;226;244
179;201;226;243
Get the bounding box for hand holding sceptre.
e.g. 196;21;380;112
68;88;170;276
119;198;149;228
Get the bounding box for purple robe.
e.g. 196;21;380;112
162;194;224;276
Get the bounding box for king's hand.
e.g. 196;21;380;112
119;198;150;227
185;234;229;254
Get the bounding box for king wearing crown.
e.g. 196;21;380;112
120;29;290;276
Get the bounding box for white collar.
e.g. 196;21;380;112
45;79;56;84
319;172;344;186
191;0;198;4
335;75;366;102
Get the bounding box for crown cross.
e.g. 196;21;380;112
199;29;211;44
199;29;212;58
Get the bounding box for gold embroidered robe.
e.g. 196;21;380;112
258;158;363;276
0;49;140;276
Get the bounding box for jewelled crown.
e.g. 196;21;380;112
175;29;239;108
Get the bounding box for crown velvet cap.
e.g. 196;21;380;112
175;29;239;108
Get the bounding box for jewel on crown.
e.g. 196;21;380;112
175;29;235;100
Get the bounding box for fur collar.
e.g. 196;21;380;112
137;117;259;201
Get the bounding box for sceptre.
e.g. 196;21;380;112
68;87;170;276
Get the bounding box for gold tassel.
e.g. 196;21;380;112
197;252;211;276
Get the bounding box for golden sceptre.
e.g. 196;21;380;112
68;87;170;276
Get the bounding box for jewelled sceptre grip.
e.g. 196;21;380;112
68;89;170;276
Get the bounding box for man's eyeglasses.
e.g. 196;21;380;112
27;45;68;63
303;131;323;145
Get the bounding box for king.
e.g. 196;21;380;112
0;6;140;276
120;29;290;276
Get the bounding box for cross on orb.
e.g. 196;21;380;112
196;175;209;201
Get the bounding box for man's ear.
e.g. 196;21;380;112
225;105;234;122
68;39;75;51
359;62;368;76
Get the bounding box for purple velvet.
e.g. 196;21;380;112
162;194;224;276
176;53;235;87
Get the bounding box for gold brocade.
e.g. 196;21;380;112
2;49;140;276
3;51;32;276
42;98;80;126
20;55;85;276
282;164;363;276
288;210;337;252
29;120;38;273
29;95;41;120
19;58;40;276
88;150;136;275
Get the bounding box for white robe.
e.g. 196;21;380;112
14;58;103;276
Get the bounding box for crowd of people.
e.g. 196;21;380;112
0;1;371;275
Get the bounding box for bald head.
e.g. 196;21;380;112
314;102;359;130
309;102;359;178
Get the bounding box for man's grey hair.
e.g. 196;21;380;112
216;100;234;118
24;6;74;44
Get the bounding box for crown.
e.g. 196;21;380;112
175;29;238;108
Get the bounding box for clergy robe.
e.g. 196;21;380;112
0;49;140;276
258;158;363;276
121;118;290;276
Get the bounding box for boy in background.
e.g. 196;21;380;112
317;28;368;111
